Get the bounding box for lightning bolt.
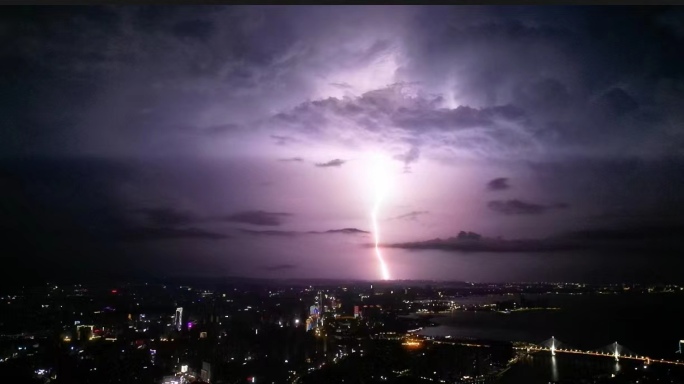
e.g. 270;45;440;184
371;155;391;280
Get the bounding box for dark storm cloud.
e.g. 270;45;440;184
238;228;369;236
487;177;510;191
0;158;233;246
4;6;684;282
563;224;684;243
220;210;292;226
383;234;581;253
1;6;410;157
0;157;133;235
122;208;232;241
393;104;526;131
597;88;639;116
318;228;369;234
5;6;684;162
487;199;568;215
0;157;149;282
528;157;684;222
395;6;684;160
119;227;230;242
170;19;216;40
260;6;684;162
384;222;684;255
389;211;429;221
315;159;346;167
239;229;298;237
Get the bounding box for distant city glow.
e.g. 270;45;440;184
370;154;391;280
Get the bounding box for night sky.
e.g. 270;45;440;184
2;6;684;284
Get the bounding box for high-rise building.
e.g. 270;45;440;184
76;325;94;340
175;307;183;332
200;361;212;382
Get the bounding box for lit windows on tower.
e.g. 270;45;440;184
174;307;183;331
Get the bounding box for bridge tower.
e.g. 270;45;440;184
551;336;556;356
614;341;619;362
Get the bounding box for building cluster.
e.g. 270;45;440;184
0;280;682;383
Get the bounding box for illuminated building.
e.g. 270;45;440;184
200;361;212;382
76;325;94;340
317;290;324;327
175;307;183;331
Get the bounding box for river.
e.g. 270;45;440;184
416;292;684;382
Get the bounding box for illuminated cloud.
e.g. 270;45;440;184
388;211;429;221
394;145;421;173
238;228;370;236
271;84;534;161
315;159;346;167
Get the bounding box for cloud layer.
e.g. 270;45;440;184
315;159;346;167
219;211;292;226
487;177;510;191
487;199;568;215
3;7;684;282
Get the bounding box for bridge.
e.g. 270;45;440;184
411;334;684;367
518;336;684;367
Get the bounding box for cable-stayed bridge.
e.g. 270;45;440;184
521;336;684;366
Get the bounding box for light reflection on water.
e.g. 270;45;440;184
499;353;633;384
414;292;684;382
418;293;684;357
550;355;558;382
